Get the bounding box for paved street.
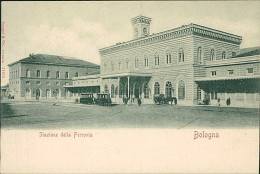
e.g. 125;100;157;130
1;100;259;129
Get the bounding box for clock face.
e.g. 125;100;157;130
135;28;138;36
143;28;147;35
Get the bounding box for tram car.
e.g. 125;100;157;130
95;93;112;106
79;93;94;104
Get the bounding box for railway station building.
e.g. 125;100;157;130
67;15;259;107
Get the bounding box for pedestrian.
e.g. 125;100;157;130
226;97;231;106
138;98;142;106
170;97;173;105
174;97;177;105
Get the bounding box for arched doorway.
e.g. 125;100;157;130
36;89;41;100
55;89;60;99
143;82;150;99
178;80;185;100
25;88;31;99
65;89;70;99
165;81;173;98
154;82;160;95
46;89;51;99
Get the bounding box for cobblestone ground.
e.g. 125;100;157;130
1;100;259;129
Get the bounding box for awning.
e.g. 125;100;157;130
64;85;100;88
195;75;260;82
101;72;152;79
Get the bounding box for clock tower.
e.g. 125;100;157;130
131;15;152;39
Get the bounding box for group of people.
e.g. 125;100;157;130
217;97;231;106
123;96;142;106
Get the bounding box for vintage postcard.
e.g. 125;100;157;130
1;1;259;173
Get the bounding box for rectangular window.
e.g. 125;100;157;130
65;82;69;85
228;70;234;75
56;82;60;85
36;81;41;85
247;68;253;74
46;81;50;85
26;81;30;85
211;92;217;100
211;71;217;76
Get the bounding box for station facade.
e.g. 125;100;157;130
92;15;259;106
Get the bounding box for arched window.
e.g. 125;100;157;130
144;82;150;99
37;70;41;78
111;84;115;98
178;80;185;100
210;49;215;61
104;85;109;93
26;69;30;78
65;72;69;79
111;61;114;72
165;81;172;98
197;47;203;64
47;71;50;78
166;51;171;64
154;82;160;95
144;55;149;67
126;59;129;69
118;60;121;70
135;57;138;68
178;48;185;62
56;71;60;79
222;51;226;59
154;53;159;65
75;72;79;77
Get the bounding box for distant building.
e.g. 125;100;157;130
8;54;100;100
1;84;9;99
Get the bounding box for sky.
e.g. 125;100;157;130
1;1;260;85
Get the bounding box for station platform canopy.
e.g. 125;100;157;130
195;75;260;93
101;72;152;79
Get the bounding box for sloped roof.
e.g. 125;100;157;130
236;46;260;58
9;54;100;68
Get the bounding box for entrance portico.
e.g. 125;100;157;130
101;72;152;104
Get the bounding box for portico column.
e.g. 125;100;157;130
109;78;111;97
127;76;130;99
118;77;120;101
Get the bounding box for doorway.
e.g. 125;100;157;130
46;89;51;99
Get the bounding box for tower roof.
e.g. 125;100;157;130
131;15;152;25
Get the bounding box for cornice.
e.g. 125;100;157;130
8;61;100;69
99;24;242;55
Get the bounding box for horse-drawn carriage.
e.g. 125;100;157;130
154;94;177;105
